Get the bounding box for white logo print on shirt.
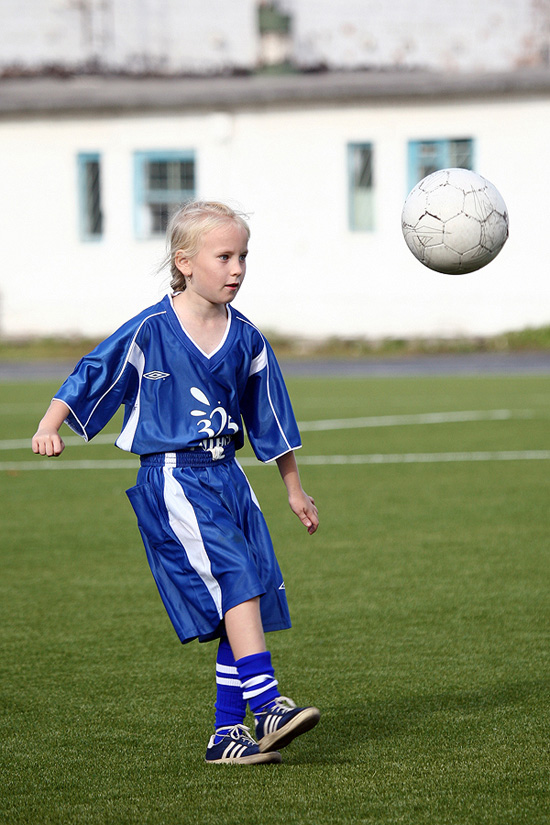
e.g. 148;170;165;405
189;387;239;439
144;370;170;380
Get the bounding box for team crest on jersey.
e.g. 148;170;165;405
144;370;170;380
189;386;240;439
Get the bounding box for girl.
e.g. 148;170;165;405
32;201;320;765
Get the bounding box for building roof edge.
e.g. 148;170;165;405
1;68;550;115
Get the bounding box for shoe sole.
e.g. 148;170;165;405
206;750;282;765
258;707;321;753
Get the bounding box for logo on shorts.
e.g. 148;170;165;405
144;371;170;380
279;582;286;590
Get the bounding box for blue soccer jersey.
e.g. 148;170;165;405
54;294;301;462
53;294;299;644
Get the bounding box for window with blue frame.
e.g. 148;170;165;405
77;153;103;240
134;151;195;238
407;139;474;191
348;143;374;231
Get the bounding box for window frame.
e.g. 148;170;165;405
347;142;375;232
134;150;196;239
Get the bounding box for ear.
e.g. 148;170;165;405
174;250;191;275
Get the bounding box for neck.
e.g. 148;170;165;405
172;290;228;323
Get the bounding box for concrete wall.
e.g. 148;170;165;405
0;89;545;340
283;0;549;72
2;0;550;76
0;0;257;74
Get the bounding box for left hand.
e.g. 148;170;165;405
289;490;319;535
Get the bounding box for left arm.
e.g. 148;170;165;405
276;450;319;535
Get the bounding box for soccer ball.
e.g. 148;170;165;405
401;168;509;275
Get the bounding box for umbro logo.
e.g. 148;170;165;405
279;582;286;590
144;370;170;380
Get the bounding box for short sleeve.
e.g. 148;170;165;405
240;338;301;462
54;317;144;441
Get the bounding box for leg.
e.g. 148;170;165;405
214;637;246;730
224;596;266;660
224;597;280;710
224;598;321;753
205;634;281;765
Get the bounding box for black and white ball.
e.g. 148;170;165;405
401;168;509;275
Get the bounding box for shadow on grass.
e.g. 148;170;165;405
284;678;549;765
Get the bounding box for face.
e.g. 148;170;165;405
176;221;249;307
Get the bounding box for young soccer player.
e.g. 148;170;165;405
32;201;320;765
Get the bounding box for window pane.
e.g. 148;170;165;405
147;160;195;194
449;139;473;169
85;161;102;234
408;138;474;192
417;142;440;180
349;144;374;231
354;147;372;188
148;161;168;191
136;153;196;238
78;154;103;240
150;203;171;234
174;160;194;190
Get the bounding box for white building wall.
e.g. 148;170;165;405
0;92;546;340
230;96;544;339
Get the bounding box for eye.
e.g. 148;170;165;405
240;252;248;262
219;254;229;261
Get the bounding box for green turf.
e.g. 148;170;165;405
1;375;550;824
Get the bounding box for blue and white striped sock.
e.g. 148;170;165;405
235;650;280;715
214;638;247;741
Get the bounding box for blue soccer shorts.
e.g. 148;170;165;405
126;458;291;644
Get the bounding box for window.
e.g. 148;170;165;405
134;151;195;238
407;139;474;191
77;153;103;240
348;143;374;231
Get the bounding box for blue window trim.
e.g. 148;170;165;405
77;152;102;242
407;139;475;192
347;142;374;232
134;150;196;239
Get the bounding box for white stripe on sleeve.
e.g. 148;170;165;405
116;342;145;451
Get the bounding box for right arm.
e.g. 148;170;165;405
31;399;70;456
30;310;151;451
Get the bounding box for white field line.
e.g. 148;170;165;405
3;451;550;472
294;451;550;466
3;408;546;471
1;460;139;471
297;409;533;431
0;409;535;451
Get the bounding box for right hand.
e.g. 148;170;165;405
31;399;70;456
31;429;65;456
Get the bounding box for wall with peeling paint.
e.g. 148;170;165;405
1;1;550;76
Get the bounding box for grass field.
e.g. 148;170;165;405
1;373;550;825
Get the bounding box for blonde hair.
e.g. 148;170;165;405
165;200;251;292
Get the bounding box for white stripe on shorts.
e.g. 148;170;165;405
162;467;223;620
